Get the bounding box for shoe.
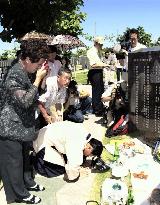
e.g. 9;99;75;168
95;111;103;117
16;195;41;204
28;184;45;192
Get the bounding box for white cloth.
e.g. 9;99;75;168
87;46;103;68
38;76;67;114
129;42;147;52
33;121;89;180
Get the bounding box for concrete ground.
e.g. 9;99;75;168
0;114;105;205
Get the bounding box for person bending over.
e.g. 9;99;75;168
33;121;103;182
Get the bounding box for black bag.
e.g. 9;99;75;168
91;157;110;172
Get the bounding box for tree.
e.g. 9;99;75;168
0;0;86;42
117;26;152;47
0;48;17;60
151;37;160;46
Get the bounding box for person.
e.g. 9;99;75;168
0;39;49;204
103;49;117;89
40;45;62;91
128;28;147;52
87;36;109;116
61;56;73;71
46;45;62;77
33;121;103;181
63;80;92;123
37;68;71;128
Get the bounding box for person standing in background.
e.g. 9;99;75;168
128;28;147;52
40;46;62;92
87;36;109;116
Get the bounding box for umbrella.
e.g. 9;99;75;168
48;34;86;50
20;31;52;41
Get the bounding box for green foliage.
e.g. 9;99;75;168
151;37;160;46
0;49;17;60
72;48;88;57
117;26;152;47
0;0;86;42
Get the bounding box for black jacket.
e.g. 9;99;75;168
0;62;39;141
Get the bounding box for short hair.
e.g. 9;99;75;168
20;39;49;63
89;138;103;157
58;68;72;76
48;45;57;53
68;80;77;88
130;28;139;37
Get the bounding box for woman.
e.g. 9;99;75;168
0;39;49;204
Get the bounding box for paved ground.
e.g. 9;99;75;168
0;114;105;205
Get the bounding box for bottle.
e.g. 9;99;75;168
127;170;134;204
127;187;134;204
113;142;119;162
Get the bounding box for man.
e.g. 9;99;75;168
87;36;109;116
33;121;103;182
38;68;71;127
128;28;147;52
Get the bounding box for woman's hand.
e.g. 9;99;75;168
36;67;47;80
43;114;53;124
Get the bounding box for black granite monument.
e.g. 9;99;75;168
128;47;160;134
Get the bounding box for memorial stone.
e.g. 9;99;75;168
128;47;160;134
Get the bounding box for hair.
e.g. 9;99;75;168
61;56;71;70
58;67;72;76
89;138;103;157
68;80;77;88
48;45;57;53
129;28;139;37
20;39;49;63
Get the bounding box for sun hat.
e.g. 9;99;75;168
94;36;104;45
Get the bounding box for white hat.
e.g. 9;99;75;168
94;36;104;45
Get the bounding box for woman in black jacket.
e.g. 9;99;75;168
0;39;49;204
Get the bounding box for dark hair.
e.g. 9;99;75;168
48;45;57;53
89;138;103;157
61;56;71;70
130;28;139;37
20;39;49;63
58;68;72;76
68;80;77;88
116;52;125;60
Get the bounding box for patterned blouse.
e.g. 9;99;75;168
0;62;39;141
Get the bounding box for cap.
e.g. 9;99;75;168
94;36;104;45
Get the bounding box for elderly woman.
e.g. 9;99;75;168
0;39;49;204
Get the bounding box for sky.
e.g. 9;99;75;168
0;0;160;53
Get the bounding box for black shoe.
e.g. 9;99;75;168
16;195;41;204
95;111;103;117
28;184;45;192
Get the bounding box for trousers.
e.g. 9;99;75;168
0;139;36;203
88;69;104;113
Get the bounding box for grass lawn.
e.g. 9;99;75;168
72;69;88;85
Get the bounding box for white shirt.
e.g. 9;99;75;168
39;76;67;114
33;121;90;180
48;60;62;77
129;42;147;52
87;46;103;68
